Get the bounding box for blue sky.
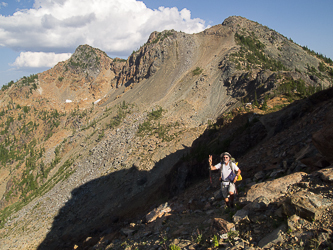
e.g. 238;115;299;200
0;0;332;87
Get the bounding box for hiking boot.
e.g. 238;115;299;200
221;201;229;209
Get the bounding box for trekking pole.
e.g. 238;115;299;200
208;155;212;186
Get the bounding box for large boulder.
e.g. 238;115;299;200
246;172;306;202
211;218;235;235
316;167;333;182
284;191;333;221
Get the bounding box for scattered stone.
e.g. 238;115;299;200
82;236;100;249
120;228;136;236
287;214;302;231
258;224;287;249
233;209;249;223
212;218;235;235
146;203;172;223
243;196;270;212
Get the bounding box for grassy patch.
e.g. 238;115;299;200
136;107;177;141
192;67;203;76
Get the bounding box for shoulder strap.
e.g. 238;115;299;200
230;162;235;173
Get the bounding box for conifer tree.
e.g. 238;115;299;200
254;90;259;107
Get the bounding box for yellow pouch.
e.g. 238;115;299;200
237;174;242;181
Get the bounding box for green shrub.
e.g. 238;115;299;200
97;130;105;141
227;230;239;243
192;67;203;76
1;80;14;91
329;68;333;77
302;46;333;65
212;235;219;247
137;120;152;135
253;91;259;107
233;33;288;71
235;32;265;50
148;107;163;120
23;106;30;113
21;74;38;86
113;58;126;62
261;96;268;111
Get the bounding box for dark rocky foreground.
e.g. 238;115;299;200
72;166;333;250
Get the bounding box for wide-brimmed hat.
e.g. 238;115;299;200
220;152;232;159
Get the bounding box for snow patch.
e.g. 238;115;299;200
37;87;43;95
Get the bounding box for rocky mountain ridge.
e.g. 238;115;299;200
0;16;332;249
56;86;333;250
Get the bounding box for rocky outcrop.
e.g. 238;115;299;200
36;44;115;109
223;70;324;101
110;30;177;88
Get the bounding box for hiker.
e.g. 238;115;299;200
208;152;241;208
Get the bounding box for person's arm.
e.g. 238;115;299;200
233;168;241;183
208;155;218;170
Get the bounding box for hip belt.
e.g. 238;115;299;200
222;181;230;186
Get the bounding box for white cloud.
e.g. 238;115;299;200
0;0;207;68
0;2;8;8
10;51;72;68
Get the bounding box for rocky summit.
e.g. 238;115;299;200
0;16;332;249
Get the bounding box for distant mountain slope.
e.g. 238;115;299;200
103;16;332;124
